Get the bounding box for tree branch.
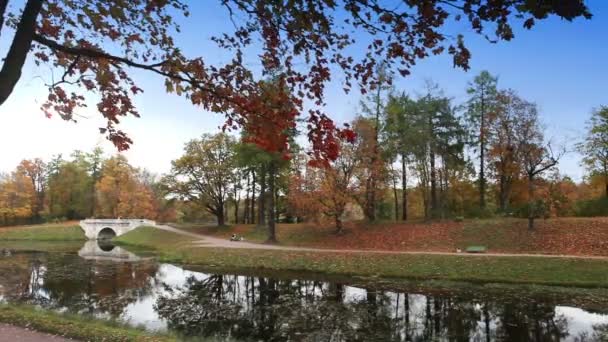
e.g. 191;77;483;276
0;0;8;37
0;0;43;106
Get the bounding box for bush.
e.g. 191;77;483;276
574;197;608;217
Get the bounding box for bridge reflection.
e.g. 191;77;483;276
78;240;150;262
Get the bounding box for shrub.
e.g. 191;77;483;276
574;197;608;217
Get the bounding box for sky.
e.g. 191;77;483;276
0;1;607;181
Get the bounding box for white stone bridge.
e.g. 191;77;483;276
79;219;156;240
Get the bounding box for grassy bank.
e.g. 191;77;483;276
0;304;175;342
0;223;85;241
171;217;608;256
116;227;608;288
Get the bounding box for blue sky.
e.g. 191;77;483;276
0;1;606;181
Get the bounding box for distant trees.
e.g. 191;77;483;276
578;106;608;198
0;148;170;226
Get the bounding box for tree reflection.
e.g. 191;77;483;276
0;250;158;317
0;251;603;341
154;275;575;341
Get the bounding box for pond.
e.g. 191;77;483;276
0;241;607;341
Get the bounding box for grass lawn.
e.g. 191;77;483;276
171;217;608;256
0;223;85;241
0;304;175;342
117;227;608;288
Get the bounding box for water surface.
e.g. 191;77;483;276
0;241;607;341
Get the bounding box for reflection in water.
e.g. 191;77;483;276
0;245;607;341
78;240;147;262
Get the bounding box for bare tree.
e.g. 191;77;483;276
514;100;563;230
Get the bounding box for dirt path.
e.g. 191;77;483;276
0;324;74;342
155;225;608;260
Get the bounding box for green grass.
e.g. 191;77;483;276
0;304;175;342
117;227;608;288
114;226;192;247
0;223;85;241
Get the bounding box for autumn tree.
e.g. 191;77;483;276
95;155;159;219
356;66;392;221
0;170;34;225
487;90;521;212
16;158;47;221
0;0;590;159
289;138;359;233
351;117;388;221
513;99;561;230
465;71;498;210
169;133;237;226
578;106;608;198
95;155;134;218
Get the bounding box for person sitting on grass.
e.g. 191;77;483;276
230;234;245;242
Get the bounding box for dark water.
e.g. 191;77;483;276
0;242;607;342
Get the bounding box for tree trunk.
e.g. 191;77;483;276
258;166;266;227
528;173;535;231
275;185;280;222
499;174;506;211
479;89;486;209
266;162;277;243
430;149;437;216
0;0;43;106
401;155;408;221
244;171;250;224
604;163;608;198
217;209;225;227
334;215;343;234
251;170;256;224
391;164;399;221
233;192;239;224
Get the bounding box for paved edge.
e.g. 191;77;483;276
0;323;75;342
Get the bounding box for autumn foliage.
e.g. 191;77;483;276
0;0;591;160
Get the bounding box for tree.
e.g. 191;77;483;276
357;66;391;221
95;155;159;219
578;106;608;198
289;139;359;233
513;98;561;230
0;0;590;158
169;133;237;226
47;159;91;219
350;117;388;222
384;93;423;221
465;71;498;210
487;90;521;212
408;86;465;219
0;170;34;225
16;158;47;221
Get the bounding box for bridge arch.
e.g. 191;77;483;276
79;219;157;240
98;227;117;240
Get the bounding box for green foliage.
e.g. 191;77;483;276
574;197;608;217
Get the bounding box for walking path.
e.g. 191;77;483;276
0;324;74;342
155;225;608;260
